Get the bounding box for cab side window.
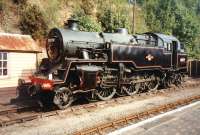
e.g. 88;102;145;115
157;38;164;48
167;43;172;51
164;42;167;50
180;44;185;52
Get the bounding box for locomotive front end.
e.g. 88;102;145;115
17;19;105;106
46;28;64;64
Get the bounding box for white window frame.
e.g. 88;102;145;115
0;52;9;78
167;43;172;51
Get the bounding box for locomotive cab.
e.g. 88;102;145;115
144;33;187;70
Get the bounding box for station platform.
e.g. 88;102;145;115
0;87;17;105
109;101;200;135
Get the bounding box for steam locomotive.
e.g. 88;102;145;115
18;19;187;109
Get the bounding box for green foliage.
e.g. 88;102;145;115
81;0;96;15
19;5;48;39
42;0;61;28
197;1;200;15
173;3;199;43
98;9;131;33
97;1;132;33
97;9;113;32
72;9;102;32
78;16;102;32
171;1;200;58
142;0;200;58
144;0;176;34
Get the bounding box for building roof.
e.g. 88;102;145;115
0;33;41;53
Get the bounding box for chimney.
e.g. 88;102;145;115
64;19;79;31
115;28;128;35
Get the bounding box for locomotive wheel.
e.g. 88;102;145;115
124;82;140;96
147;79;159;91
85;91;98;102
171;74;176;84
164;77;173;88
140;82;147;92
96;87;116;101
53;87;73;109
147;76;159;91
174;74;182;86
116;86;127;96
181;74;185;82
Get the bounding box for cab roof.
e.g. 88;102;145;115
146;32;180;44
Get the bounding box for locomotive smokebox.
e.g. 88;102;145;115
46;19;104;64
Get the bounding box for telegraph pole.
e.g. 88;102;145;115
129;0;136;34
133;0;136;34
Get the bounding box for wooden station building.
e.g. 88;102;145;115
0;33;41;90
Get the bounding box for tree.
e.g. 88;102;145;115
0;0;4;11
196;0;200;15
144;0;176;34
98;8;114;32
43;0;61;28
81;0;96;16
172;1;200;57
72;9;102;32
19;5;48;39
97;1;131;33
12;0;27;5
142;0;200;58
78;15;102;32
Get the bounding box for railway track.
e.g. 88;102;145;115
73;95;200;135
0;103;40;127
0;80;199;128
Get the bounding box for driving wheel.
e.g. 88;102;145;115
53;87;73;109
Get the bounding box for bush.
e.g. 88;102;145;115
98;8;131;33
19;5;48;39
72;9;102;32
97;9;113;32
42;0;61;28
81;0;96;16
78;15;102;32
12;0;27;5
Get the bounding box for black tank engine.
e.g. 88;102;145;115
18;20;187;109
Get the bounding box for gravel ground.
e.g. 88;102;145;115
0;85;200;135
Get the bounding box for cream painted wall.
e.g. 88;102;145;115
0;52;37;88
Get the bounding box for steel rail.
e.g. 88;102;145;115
0;81;199;128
